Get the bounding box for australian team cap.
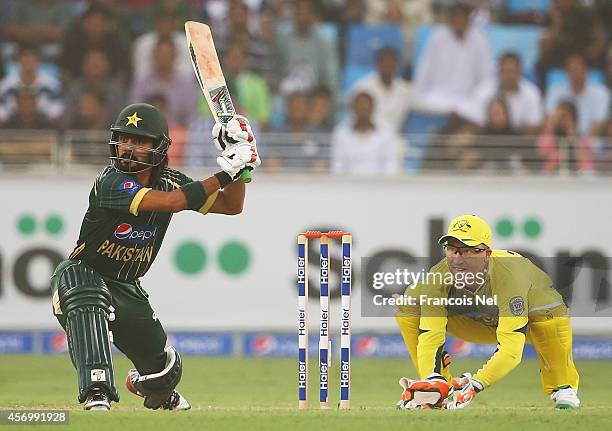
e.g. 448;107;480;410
438;214;492;248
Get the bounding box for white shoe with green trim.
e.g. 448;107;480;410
551;386;580;409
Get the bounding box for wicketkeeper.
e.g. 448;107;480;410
50;103;260;410
395;215;580;410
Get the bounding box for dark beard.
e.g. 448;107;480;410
119;158;142;173
119;153;150;172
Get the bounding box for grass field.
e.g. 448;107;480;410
1;355;611;430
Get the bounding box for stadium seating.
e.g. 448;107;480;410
403;111;449;171
505;0;550;14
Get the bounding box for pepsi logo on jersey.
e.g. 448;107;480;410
113;223;157;244
118;180;142;195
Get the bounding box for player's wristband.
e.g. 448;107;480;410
214;171;233;189
181;181;208;211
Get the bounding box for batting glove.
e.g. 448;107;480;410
216;141;258;179
213;115;261;173
396;373;453;409
212;115;255;151
446;372;484;410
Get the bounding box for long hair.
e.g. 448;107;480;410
149;157;168;187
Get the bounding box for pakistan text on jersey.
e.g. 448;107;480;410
96;240;154;262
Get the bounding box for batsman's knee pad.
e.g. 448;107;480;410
130;346;183;409
56;261;119;403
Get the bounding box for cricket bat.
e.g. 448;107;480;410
185;21;252;183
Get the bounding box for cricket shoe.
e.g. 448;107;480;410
161;390;191;411
126;369;191;411
551;385;580;409
84;388;111;411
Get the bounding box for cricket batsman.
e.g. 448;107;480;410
49;103;260;410
395;215;580;410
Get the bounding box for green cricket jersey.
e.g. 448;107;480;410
69;165;217;282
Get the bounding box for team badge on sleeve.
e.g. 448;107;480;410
509;296;525;316
118;180;142;195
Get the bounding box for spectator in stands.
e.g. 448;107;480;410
475;98;541;172
65;49;125;128
536;0;607;92
308;86;335;132
68;90;108;130
274;0;339;96
538;100;594;174
427;99;516;172
205;0;276;85
4;0;77;46
146;93;187;167
331;91;401;175
364;0;434;65
201;0;235;34
414;3;493;113
0;43;63;124
272;92;311;133
352;46;415;132
60;4;130;83
132;12;192;80
219;42;272;129
129;37;198;128
145;0;196;33
89;0;134;46
3;87;53;129
267;91;315;170
214;1;258;50
226;29;275;86
480;98;517;137
545;54;610;136
459;52;544;134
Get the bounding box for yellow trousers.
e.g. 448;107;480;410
396;313;579;394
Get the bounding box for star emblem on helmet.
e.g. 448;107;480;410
126;112;142;127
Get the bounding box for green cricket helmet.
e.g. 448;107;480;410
109;103;172;173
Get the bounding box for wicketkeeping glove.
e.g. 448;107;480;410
396;373;453;410
446;372;484;410
216;141;258;179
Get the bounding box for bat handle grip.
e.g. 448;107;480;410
240;168;252;183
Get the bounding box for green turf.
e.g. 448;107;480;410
0;355;610;430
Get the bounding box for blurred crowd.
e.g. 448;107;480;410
0;0;611;174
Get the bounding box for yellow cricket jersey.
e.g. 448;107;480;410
399;250;565;388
